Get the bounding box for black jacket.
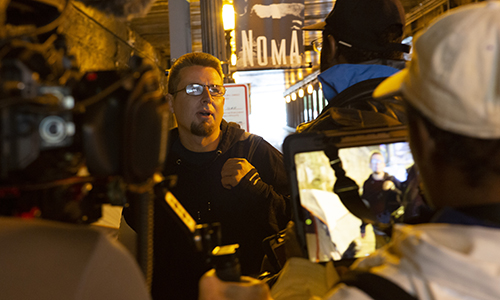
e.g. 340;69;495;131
126;119;290;300
297;77;407;133
297;59;408;134
362;172;402;219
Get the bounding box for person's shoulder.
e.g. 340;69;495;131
168;127;180;140
240;133;280;155
238;132;267;154
79;229;152;299
324;282;379;300
224;120;243;132
238;131;262;143
0;218;151;300
363;174;374;183
222;120;245;139
0;217;100;243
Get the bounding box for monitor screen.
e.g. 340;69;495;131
294;141;414;262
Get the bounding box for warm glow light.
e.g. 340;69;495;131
298;88;304;98
223;4;235;31
232;72;240;82
291;92;297;101
307;84;313;94
285;95;291;103
231;53;237;66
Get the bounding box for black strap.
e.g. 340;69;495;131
247;134;263;162
338;270;418;300
236;133;263;161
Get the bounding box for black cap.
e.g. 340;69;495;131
303;0;410;53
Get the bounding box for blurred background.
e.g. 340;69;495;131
4;0;478;151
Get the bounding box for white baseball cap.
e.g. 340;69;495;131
373;1;500;139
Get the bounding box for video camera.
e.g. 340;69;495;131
0;9;169;223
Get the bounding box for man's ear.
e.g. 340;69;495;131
320;34;340;72
166;93;175;114
326;34;349;65
326;34;337;57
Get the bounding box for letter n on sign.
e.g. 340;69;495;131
234;0;305;70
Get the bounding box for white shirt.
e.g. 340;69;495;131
273;224;500;300
0;217;151;300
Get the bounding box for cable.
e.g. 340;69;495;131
2;0;70;40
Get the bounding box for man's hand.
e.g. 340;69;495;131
221;158;256;189
382;180;395;191
199;269;273;300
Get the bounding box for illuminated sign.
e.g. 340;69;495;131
234;1;305;70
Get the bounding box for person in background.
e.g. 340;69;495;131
124;52;291;300
360;151;401;248
303;0;410;114
296;0;409;134
199;2;500;299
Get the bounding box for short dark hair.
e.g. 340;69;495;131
406;103;500;187
167;52;223;94
332;24;405;63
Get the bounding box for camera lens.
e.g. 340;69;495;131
39;116;67;144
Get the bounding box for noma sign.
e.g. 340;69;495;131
239;29;302;68
235;1;305;70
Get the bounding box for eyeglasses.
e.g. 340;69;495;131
172;84;226;97
311;37;323;53
371;159;385;165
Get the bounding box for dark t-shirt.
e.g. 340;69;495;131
362;173;401;223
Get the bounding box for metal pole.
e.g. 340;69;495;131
169;0;192;66
200;0;226;62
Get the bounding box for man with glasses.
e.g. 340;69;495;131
124;52;290;300
302;0;409;119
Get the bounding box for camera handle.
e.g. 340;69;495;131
155;179;242;282
211;244;241;282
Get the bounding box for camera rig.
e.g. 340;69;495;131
154;178;242;282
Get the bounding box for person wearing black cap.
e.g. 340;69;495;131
302;0;410;113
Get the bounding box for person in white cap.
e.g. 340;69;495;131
198;1;500;299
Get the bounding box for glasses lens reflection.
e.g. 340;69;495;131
185;84;226;96
312;38;323;53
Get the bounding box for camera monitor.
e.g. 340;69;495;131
283;126;414;263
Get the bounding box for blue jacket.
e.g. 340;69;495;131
318;60;405;102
